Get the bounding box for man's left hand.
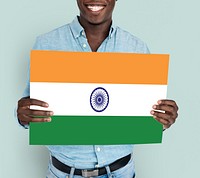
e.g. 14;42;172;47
150;99;178;129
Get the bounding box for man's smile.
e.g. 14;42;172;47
77;0;115;25
86;5;105;12
84;1;107;13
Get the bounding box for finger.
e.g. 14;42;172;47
20;121;29;126
152;104;176;115
150;110;176;125
30;98;49;107
18;114;52;123
18;98;49;108
163;123;172;129
18;97;30;107
18;114;32;123
153;115;170;125
152;104;178;120
157;99;179;111
153;116;172;129
30;117;52;122
18;108;54;117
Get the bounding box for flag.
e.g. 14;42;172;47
30;51;169;145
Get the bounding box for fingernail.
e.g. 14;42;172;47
44;103;49;107
157;100;162;104
152;105;157;109
45;118;51;122
150;110;154;115
153;115;157;119
49;111;54;116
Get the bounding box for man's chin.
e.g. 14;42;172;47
87;17;110;26
88;20;104;25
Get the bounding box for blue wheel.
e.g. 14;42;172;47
90;87;109;112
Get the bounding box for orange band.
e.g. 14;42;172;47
30;50;169;84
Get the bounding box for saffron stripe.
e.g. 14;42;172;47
30;50;169;84
30;116;163;145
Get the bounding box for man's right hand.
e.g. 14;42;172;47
17;96;54;126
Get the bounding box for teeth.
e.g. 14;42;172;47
87;5;104;12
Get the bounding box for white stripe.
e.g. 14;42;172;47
30;82;167;116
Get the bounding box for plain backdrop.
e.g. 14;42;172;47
1;0;200;177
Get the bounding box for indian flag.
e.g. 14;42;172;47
30;51;169;145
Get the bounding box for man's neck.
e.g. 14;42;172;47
78;16;112;51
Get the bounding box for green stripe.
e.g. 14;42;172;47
30;116;163;145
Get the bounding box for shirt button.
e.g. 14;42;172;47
83;44;87;48
96;147;101;152
82;31;85;36
95;164;100;168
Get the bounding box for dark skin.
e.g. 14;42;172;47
17;96;53;125
77;0;116;51
17;0;179;129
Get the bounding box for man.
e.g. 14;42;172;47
17;0;178;177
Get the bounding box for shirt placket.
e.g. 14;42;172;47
94;145;106;168
77;31;92;52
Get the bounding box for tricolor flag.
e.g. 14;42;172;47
30;51;169;145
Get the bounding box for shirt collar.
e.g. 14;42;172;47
69;16;116;39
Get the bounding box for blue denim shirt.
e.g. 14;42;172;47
22;17;149;169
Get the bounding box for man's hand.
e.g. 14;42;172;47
17;96;54;126
150;99;178;129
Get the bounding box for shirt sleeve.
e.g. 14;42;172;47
23;37;43;97
16;37;42;129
